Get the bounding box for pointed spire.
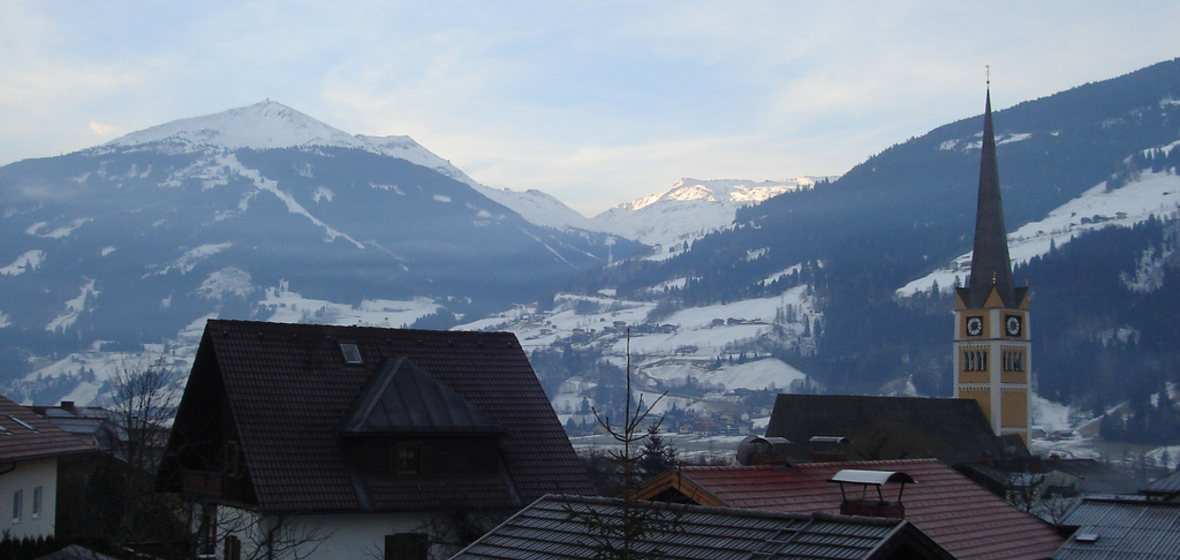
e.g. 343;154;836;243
964;88;1017;308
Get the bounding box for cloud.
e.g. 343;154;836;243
88;121;120;137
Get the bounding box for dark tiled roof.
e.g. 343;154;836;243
1054;498;1180;559
635;458;1065;560
766;394;1013;465
162;319;593;514
452;494;955;560
0;394;93;462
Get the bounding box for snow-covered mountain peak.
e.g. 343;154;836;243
589;177;825;250
624;178;816;212
107;100;363;153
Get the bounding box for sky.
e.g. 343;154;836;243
2;1;1177;217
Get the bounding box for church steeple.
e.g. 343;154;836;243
953;84;1032;444
961;89;1023;309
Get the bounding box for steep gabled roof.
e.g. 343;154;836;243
765;394;1017;465
633;458;1064;560
0;394;93;462
453;494;956;560
160;319;593;514
1054;498;1180;559
959;89;1028;309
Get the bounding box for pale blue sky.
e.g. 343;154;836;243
2;1;1177;215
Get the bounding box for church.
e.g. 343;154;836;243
953;88;1032;443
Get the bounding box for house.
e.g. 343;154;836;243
0;393;93;540
632;457;1065;560
1053;497;1180;559
452;494;956;560
156;319;594;560
957;456;1141;523
1139;468;1180;501
28;402;124;455
765;394;1024;465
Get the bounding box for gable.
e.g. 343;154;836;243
159;320;593;514
340;357;503;435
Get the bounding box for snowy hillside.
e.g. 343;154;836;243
590;178;823;250
458;283;823;426
897;168;1180;296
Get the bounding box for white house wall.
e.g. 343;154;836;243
213;505;458;560
0;457;58;539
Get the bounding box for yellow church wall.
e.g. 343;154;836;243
960;371;990;384
1001;370;1026;384
1001;390;1028;428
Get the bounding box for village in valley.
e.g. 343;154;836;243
5;5;1180;559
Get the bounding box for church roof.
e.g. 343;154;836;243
960;89;1025;309
764;394;1017;465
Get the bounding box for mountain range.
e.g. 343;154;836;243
3;58;1180;447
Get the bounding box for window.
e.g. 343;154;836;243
224;535;242;560
31;487;41;519
390;442;422;474
12;489;22;524
340;342;363;365
385;533;430;560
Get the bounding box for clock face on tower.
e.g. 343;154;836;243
966;316;983;337
1005;315;1023;337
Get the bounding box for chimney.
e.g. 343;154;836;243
736;436;791;468
61;401;76;412
809;435;850;462
827;469;916;519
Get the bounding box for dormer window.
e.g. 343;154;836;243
340;342;363;365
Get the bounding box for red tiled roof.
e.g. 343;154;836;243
162;320;593;514
638;458;1064;560
0;394;93;462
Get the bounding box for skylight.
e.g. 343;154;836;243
340;342;363;365
5;415;37;432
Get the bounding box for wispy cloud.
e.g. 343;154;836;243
2;1;1178;212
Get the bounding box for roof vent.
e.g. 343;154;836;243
736;435;791;467
1075;532;1100;544
810;435;850;462
340;342;363;365
828;469;916;519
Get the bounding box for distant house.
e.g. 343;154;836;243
452;494;956;560
0;393;93;540
28;402;124;455
156;320;593;560
1139;469;1180;501
958;456;1141;522
1053;497;1180;559
765;394;1023;465
632;458;1065;560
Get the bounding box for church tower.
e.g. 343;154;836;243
953;88;1031;443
